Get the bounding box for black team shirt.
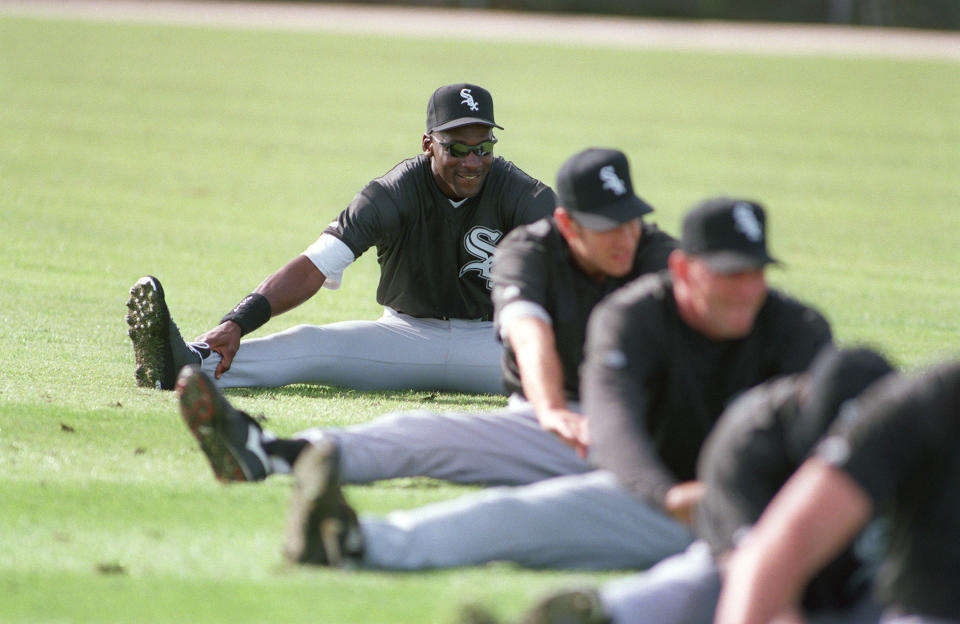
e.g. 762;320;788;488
582;272;833;506
819;361;960;619
324;154;555;321
491;217;677;401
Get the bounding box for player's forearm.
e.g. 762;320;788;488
508;318;567;413
253;254;327;316
582;361;677;504
716;459;873;624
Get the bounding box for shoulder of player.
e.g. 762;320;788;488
363;154;430;193
498;216;557;248
758;288;831;332
588;272;672;336
634;222;678;272
493;218;562;277
607;271;672;310
484;157;554;198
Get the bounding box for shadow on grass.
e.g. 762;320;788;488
221;384;509;410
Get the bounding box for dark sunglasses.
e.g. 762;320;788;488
437;136;498;158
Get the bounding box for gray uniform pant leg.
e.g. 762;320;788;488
359;470;693;570
600;541;720;624
200;312;504;394
296;401;592;486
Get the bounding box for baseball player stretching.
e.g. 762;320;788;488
174;149;675;492
718;358;960;624
479;346;895;624
126;83;554;394
273;198;834;572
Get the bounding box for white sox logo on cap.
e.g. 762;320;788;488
599;165;627;196
460;88;480;112
733;202;763;242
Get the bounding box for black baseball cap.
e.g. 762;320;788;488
556;148;654;231
681;197;779;273
426;83;503;133
787;345;895;461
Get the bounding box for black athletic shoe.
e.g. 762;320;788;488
284;440;363;567
176;365;270;482
126;276;207;390
519;589;609;624
456;590;608;624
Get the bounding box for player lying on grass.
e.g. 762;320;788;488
456;346;895;624
126;83;555;395
269;198;834;572
176;148;676;490
717;357;960;624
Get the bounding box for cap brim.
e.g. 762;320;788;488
568;195;654;232
697;250;781;274
430;117;504;133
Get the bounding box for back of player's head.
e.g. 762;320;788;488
788;345;896;461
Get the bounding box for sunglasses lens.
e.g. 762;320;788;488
445;140;496;158
449;143;473;158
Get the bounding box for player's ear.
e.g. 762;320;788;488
422;133;434;155
668;249;689;281
554;207;577;240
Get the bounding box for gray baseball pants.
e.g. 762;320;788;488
358;470;694;570
296;396;593;486
200;308;505;395
599;541;882;624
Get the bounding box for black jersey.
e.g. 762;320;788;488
696;375;871;610
490;218;676;401
582;272;833;506
323;154;555;320
819;361;960;619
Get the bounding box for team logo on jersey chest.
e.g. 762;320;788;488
459;226;503;289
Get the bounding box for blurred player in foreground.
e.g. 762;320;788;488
717;357;960;624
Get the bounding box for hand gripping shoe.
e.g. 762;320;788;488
176;365;270;482
284;440;363;567
126;276;209;390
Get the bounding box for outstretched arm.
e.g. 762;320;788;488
508;316;589;458
715;457;873;624
198;254;327;378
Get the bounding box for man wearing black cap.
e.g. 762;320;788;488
469;346;894;624
171;149;674;494
270;196;832;572
125;83;554;394
718;357;960;624
583;196;833;526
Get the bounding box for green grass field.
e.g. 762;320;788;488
1;11;959;623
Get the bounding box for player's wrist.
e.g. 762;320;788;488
220;293;271;337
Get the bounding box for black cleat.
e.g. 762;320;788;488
284;440;363;567
126;276;206;390
176;365;270;482
520;589;609;624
